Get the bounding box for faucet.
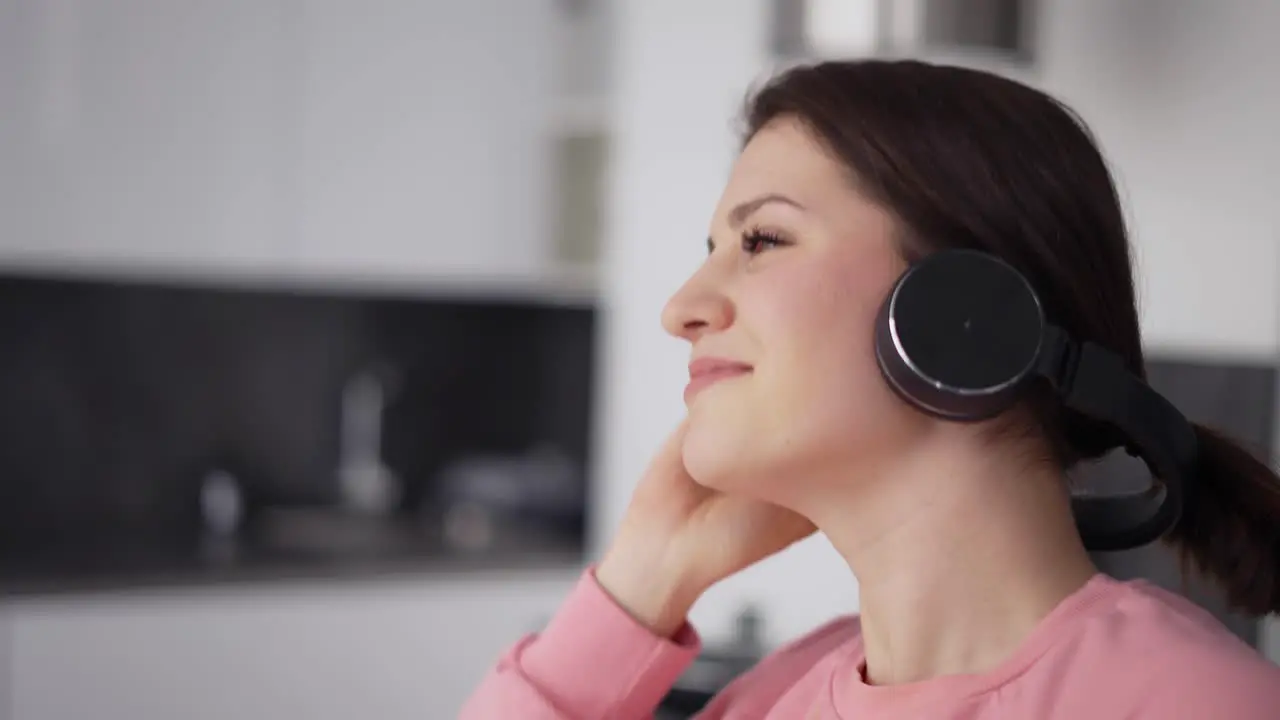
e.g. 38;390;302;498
336;366;401;515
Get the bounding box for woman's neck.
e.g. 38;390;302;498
807;439;1098;686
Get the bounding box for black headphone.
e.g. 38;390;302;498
874;249;1199;552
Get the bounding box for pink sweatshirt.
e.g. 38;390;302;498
461;568;1280;718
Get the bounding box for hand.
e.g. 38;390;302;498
595;419;816;637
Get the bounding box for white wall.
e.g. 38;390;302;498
595;0;1280;649
1038;0;1280;359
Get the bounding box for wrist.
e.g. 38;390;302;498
594;545;701;639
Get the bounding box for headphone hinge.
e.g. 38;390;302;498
1035;324;1079;394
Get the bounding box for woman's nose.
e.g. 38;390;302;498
661;268;734;343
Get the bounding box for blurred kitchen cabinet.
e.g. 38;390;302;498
0;0;601;296
5;570;578;720
0;0;291;275
550;130;608;269
548;0;611;274
281;0;560;284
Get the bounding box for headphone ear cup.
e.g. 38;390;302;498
875;250;1045;422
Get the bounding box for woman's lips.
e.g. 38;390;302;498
685;357;753;403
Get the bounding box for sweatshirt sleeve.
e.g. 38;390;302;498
458;567;702;719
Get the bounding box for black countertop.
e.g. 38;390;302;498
1;510;584;598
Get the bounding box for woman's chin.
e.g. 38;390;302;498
681;424;782;496
680;452;726;492
680;427;745;492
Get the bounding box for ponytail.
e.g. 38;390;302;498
1165;423;1280;615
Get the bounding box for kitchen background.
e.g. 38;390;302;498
0;1;1278;718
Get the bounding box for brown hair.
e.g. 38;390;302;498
742;59;1280;615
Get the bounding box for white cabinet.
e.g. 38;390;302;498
6;569;579;720
1;1;577;292
282;1;558;283
0;0;290;275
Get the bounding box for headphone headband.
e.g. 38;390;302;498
876;250;1198;551
1038;329;1197;550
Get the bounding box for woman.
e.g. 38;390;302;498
461;59;1280;718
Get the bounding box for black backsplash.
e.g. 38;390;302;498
0;271;595;592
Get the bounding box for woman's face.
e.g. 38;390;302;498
663;117;930;504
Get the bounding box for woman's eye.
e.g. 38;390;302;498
741;229;788;255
